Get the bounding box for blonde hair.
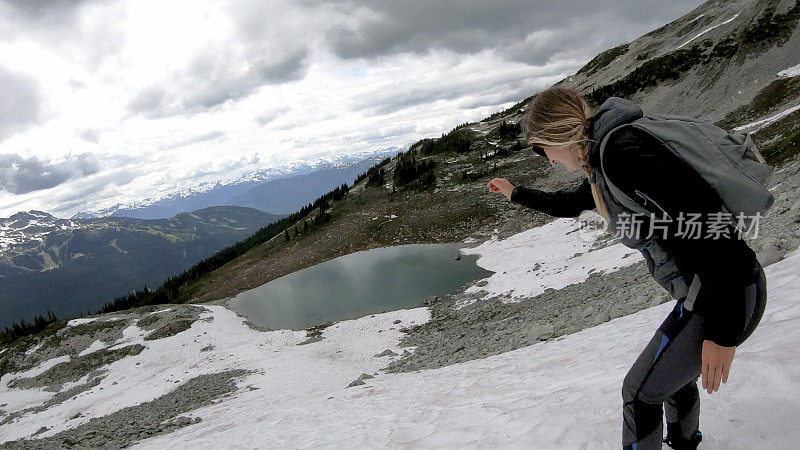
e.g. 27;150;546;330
520;86;610;221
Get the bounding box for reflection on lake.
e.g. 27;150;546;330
226;243;493;330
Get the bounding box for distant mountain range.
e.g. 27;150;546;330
1;150;407;328
73;147;404;220
0;207;284;328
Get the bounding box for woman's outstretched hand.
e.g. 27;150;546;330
488;178;515;201
701;339;735;394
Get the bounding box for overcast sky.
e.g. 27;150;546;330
0;0;704;218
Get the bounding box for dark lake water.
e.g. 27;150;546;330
226;243;493;330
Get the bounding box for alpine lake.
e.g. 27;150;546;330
225;243;493;330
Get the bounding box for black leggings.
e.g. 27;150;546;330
621;265;767;449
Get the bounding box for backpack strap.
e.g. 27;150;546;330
683;274;702;311
597;123;651;217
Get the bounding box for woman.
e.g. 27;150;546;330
487;87;766;450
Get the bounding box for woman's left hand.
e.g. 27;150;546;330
701;339;736;394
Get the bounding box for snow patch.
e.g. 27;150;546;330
24;341;44;355
6;355;71;381
777;63;800;78
67;317;98;327
78;340;107;356
458;218;642;306
106;320;148;350
687;13;705;23
0;387;56;416
734;103;800;132
1;354;73;413
676;13;739;49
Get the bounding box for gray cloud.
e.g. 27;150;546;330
128;46;309;118
0;66;43;141
251;49;308;83
126;86;166;116
69;79;87;90
255;105;290;126
79;128;101;143
48;167;141;215
0;1;109;57
160;131;226;150
350;69;536;116
0;0;92;36
0;153;100;194
320;0;703;64
2;0;91;22
116;0;319;118
456;86;534;110
346;125;417;144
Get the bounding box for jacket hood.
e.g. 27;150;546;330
588;97;643;168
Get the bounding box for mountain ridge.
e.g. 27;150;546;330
71;147;405;220
0;205;285;328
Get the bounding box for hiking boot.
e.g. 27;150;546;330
664;422;702;449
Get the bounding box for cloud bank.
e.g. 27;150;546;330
0;0;704;217
0;153;99;194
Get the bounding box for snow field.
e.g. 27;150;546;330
132;248;799;449
1;221;797;448
0;306;427;444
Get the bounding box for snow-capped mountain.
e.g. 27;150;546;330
0;211;75;252
73;146;406;220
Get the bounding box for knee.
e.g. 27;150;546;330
622;369;640;404
622;365;661;405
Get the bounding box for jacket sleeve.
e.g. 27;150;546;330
604;127;760;347
509;178;596;217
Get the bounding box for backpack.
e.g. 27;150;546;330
598;114;774;227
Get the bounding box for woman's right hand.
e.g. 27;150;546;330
487;178;515;201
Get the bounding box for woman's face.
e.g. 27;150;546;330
542;143;581;172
